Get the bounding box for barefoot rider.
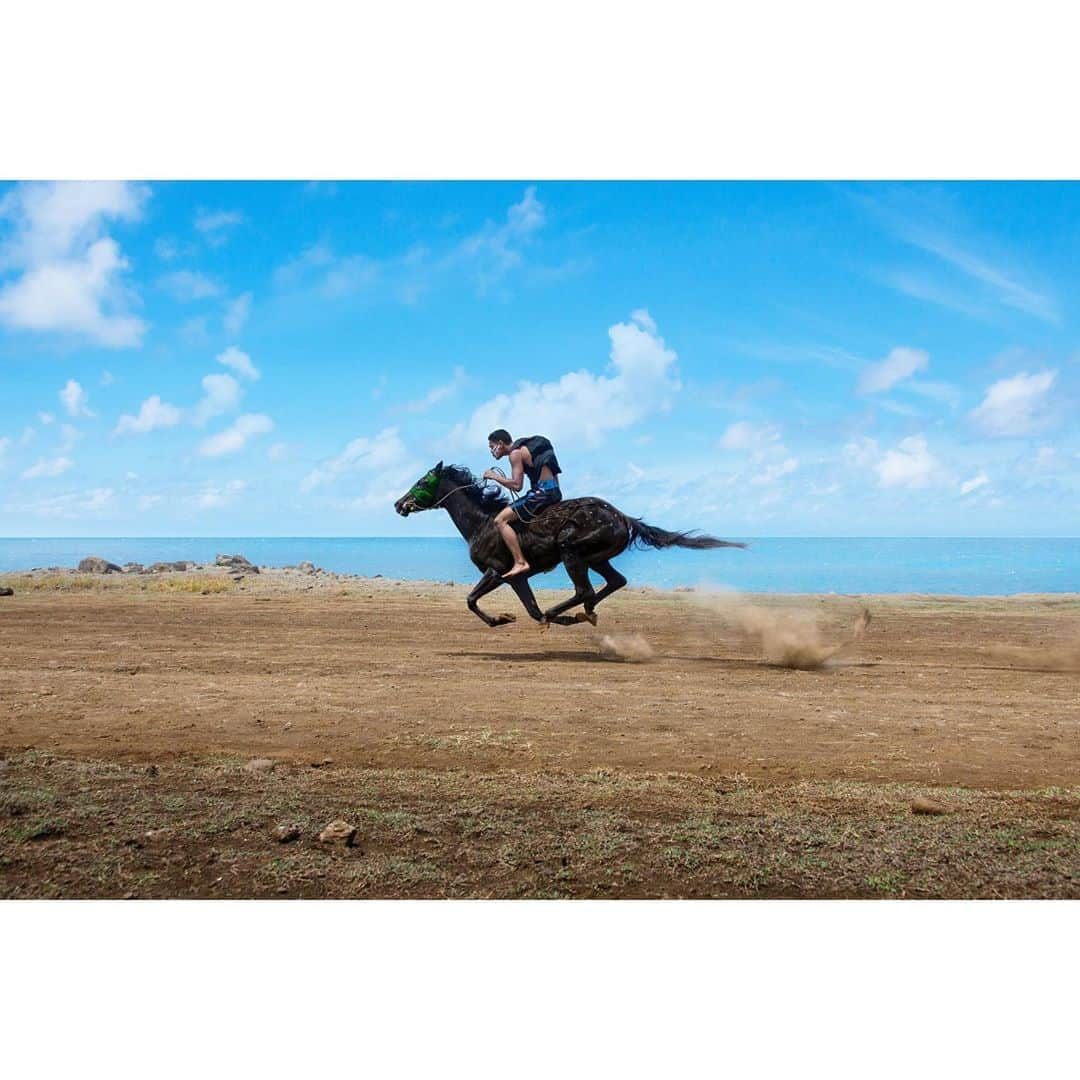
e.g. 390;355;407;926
482;429;563;578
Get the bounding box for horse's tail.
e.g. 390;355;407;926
627;518;747;551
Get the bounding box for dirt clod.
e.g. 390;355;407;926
911;797;949;815
275;824;302;843
243;758;275;773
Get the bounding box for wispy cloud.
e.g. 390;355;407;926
224;292;252;336
273;187;549;305
403;366;467;413
198;413;273;456
23;455;73;479
856;347;929;395
194;208;244;245
902;227;1059;324
157;270;222;301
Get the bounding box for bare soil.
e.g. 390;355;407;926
2;573;1078;898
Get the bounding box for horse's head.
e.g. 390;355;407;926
394;461;444;516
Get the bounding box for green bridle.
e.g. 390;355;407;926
408;470;440;508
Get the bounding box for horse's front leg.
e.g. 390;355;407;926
466;569;516;627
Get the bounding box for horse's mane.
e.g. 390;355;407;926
443;464;510;513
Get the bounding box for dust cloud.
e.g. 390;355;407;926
697;591;871;669
988;637;1080;672
595;633;655;663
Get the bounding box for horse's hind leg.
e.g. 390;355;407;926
582;559;627;617
540;549;597;624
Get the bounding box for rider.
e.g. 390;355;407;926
482;429;563;578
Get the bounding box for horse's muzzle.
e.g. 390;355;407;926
394;495;418;516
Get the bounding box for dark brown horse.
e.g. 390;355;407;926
394;462;746;627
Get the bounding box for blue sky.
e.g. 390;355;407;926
0;180;1077;537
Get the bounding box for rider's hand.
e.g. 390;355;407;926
482;469;496;481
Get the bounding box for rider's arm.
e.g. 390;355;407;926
505;448;526;492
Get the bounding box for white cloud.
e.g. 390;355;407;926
3;487;113;517
194;209;244;236
274;188;548;304
114;395;182;436
959;472;989;496
217;345;260;381
303;426;410;491
37;411;55;425
719;421;780;451
224;292;252;336
139;494;162;509
100;370;115;386
970;370;1056;437
448;310;680;450
58;424;81;452
751;457;798;486
195;480;246;508
60;378;94;418
458;187;546;291
19;426;35;446
875;435;940;488
192;373;243;426
23;455;73;479
158;270;222;300
405;366;467;413
0;181;149;347
857;347;929;394
267;442;289;461
0;435;10;462
843;436;880;468
198;414;274;457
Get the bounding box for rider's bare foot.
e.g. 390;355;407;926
502;562;530;579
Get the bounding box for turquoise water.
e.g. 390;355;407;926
1;537;1078;594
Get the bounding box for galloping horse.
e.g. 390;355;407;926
394;462;746;627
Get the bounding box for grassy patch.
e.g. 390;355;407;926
142;576;232;594
0;574;102;591
1;753;1079;899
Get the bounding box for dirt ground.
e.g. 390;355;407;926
2;571;1078;898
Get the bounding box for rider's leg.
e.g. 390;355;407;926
495;506;530;578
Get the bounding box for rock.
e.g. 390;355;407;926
911;796;949;815
275;824;302;843
298;561;316;575
216;553;259;573
121;562;144;574
0;587;13;597
78;556;121;574
243;757;276;773
319;820;358;846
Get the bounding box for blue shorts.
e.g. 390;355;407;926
510;480;562;523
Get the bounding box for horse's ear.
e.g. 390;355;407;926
434;461;443;474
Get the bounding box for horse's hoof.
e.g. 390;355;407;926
575;611;598;626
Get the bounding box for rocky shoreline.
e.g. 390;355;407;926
0;551;462;595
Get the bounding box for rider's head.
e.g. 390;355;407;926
487;429;512;459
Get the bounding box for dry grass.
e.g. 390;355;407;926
0;574;104;592
2;751;1077;899
141;576;232;594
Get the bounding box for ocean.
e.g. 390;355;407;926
1;537;1078;595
